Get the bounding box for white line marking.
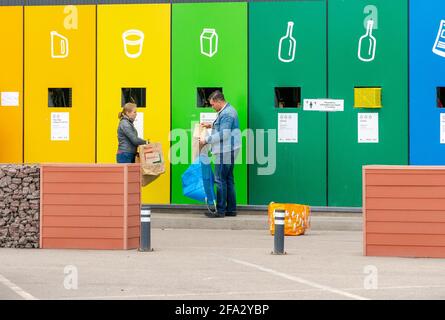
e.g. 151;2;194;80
63;284;445;300
227;258;370;300
66;289;314;300
0;274;37;300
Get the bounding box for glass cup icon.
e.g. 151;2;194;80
122;29;144;59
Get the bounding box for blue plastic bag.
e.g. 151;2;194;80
181;155;216;209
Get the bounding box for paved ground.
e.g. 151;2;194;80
0;228;445;300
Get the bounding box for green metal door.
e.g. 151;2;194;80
171;2;248;205
249;0;327;206
328;0;408;207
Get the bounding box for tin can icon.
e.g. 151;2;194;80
122;29;144;59
200;28;218;58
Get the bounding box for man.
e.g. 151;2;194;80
200;91;241;218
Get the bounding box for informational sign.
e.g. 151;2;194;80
303;99;344;112
278;113;298;143
200;112;217;124
200;112;217;135
1;92;19;107
133;112;144;139
51;112;69;141
440;114;445;144
358;113;379;143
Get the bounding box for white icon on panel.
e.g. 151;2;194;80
433;20;445;58
200;28;218;57
50;31;69;59
278;21;296;63
358;20;377;62
123;29;145;59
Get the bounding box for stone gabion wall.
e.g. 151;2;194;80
0;165;40;248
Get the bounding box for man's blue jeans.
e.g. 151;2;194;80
214;150;238;214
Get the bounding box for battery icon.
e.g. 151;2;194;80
433;20;445;58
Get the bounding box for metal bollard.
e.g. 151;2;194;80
272;209;286;255
139;209;153;252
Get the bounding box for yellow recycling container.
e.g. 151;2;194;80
0;6;23;163
24;5;96;163
354;87;383;109
97;4;171;204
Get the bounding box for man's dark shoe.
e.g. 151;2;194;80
225;212;237;217
204;211;225;218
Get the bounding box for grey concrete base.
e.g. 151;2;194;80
151;212;363;232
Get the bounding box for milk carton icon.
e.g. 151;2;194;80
200;28;218;58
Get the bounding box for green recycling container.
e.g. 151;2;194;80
171;1;248;205
249;0;327;206
327;0;408;207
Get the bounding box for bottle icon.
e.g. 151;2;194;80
358;20;377;62
432;20;445;58
278;21;296;63
50;31;69;59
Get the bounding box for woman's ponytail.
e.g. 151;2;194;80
118;102;137;120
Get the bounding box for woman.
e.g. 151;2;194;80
116;102;148;163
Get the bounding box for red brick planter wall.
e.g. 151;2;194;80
40;164;141;250
363;165;445;258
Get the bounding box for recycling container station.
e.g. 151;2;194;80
171;1;248;205
24;2;96;163
97;2;171;204
328;0;408;207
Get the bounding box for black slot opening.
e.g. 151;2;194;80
197;87;223;108
121;88;146;108
274;87;301;108
437;87;445;108
48;88;72;108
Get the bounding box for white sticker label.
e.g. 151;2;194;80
51;112;69;141
200;112;217;136
440;114;445;144
278;113;298;143
133;112;144;139
1;92;19;107
358;113;379;143
303;99;344;112
200;112;217;124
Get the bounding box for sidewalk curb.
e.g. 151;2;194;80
151;212;363;232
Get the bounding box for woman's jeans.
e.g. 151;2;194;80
116;152;136;163
214;150;239;214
